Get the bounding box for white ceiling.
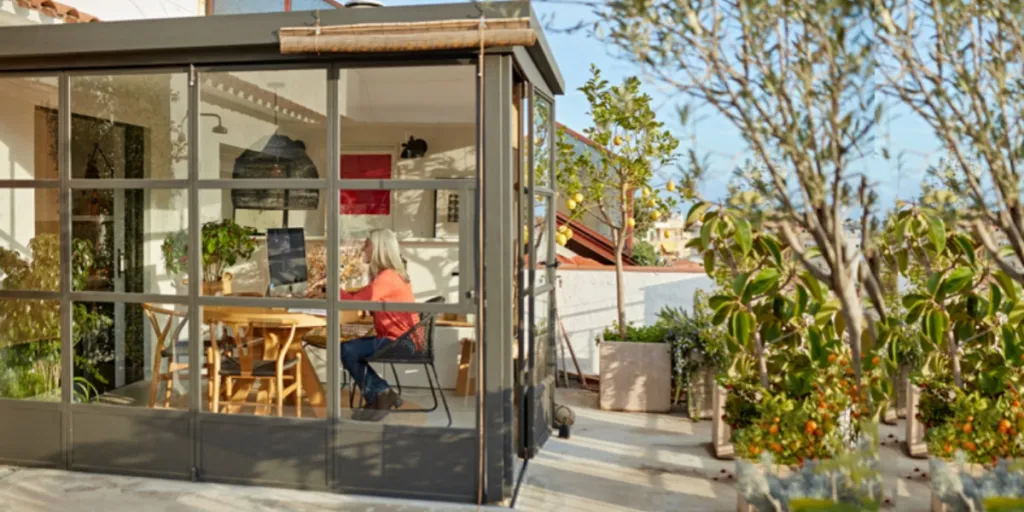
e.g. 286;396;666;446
340;65;476;124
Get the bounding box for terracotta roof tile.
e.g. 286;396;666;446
14;0;100;23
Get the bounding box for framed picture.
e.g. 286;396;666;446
433;189;460;240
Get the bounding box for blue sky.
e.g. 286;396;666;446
385;0;942;210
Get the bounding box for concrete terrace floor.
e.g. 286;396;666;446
515;388;932;512
0;466;503;512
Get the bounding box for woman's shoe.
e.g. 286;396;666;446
374;389;401;411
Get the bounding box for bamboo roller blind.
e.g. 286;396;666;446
279;18;537;54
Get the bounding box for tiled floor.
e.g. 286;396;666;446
100;379;475;428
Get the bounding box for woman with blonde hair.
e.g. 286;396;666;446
338;229;419;418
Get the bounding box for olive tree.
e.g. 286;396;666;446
596;0;888;386
874;1;1024;285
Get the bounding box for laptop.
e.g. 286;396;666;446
266;228;309;298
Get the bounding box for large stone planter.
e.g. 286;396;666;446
687;365;716;420
712;384;734;459
599;341;671;412
906;383;928;458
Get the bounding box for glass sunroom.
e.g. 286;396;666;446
0;2;562;504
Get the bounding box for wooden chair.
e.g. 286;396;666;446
211;319;303;417
143;304;197;408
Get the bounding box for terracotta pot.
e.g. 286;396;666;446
599;341;671;412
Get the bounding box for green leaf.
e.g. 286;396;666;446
760;235;783;266
685;201;710;227
712;304;733;326
990;285;1004;317
896;250;909;274
926;215;946;254
798;272;824;303
1009;302;1024;327
796;285;809;318
703;250;716;274
1002;325;1023;366
733;216;752;257
940;267;974;295
926;309;949;347
700;216;718;250
995;271;1018;302
926;272;944;297
709;294;734;311
732;310;753;347
747;268;781;296
896;217;910;244
902;293;928;310
954;234;976;266
732;272;751;297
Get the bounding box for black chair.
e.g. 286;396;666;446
351;296;452;427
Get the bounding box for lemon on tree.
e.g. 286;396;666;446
555;233;568;246
651;210;662;220
566;198;577;210
666;180;676;192
627;217;636;229
573;192;584;204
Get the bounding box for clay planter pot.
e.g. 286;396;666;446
599;341;671;413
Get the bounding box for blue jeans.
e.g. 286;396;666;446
341;336;417;406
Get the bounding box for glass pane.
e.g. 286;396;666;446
533;195;551;288
200;305;321;419
339;306;474;428
0;299;61;400
336;65;473;304
73;302;191;409
532;295;555;386
0;77;58;180
200;69;327;180
71;188;188;295
0;188;60;291
199;189;324;299
211;0;283;14
70;73;190;180
532;97;552;189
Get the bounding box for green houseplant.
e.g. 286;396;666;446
161;219;257;294
598;319;673;413
0;234;112;399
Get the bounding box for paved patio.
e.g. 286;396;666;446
0;389;933;511
514;389;930;511
0;466;502;512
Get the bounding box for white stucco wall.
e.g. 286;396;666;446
551;267;715;376
59;0;197;20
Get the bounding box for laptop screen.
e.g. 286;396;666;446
267;228;308;287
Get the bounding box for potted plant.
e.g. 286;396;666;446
656;289;728;420
161;219;256;296
598;321;672;413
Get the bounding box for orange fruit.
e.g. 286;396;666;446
999;419;1012;434
773;417;780;423
964;441;977;452
944;443;953;454
963;423;973;434
827;354;837;363
871;356;880;365
805;420;818;435
769;424;779;435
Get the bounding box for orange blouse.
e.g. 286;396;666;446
341;269;422;350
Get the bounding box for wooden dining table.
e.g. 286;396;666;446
202;307;370;419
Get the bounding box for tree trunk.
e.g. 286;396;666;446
835;283;865;395
947;331;963;388
615;248;627;341
753;332;769;389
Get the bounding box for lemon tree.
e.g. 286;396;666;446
555;65;679;339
